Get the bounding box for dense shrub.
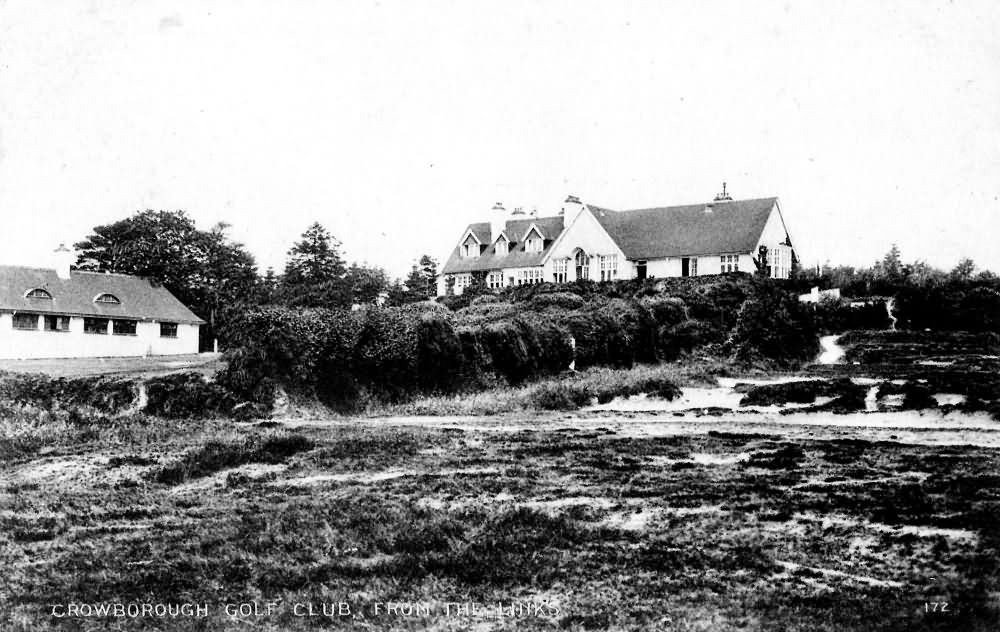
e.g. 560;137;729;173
530;292;585;310
811;298;892;333
216;306;359;406
218;275;823;410
144;372;236;419
530;382;593;410
729;285;820;365
895;283;1000;333
0;372;137;413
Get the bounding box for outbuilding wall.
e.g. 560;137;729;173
0;313;200;359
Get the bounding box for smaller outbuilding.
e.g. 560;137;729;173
0;246;204;360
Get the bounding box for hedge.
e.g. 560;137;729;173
217;275;823;411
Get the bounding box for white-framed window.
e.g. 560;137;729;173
487;271;504;288
458;273;473;290
689;258;698;276
553;258;569;283
516;268;544;285
599;255;619;281
720;254;740;273
25;288;52;299
574;250;590;280
461;235;479;258
95;293;121;305
494;238;507;256
160;322;178;338
768;246;791;279
524;230;543;253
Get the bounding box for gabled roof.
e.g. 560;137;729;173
442;216;565;274
0;266;205;324
591;197;779;259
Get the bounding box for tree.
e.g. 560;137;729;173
345;263;391;305
283;222;346;286
876;244;903;281
951;257;976;281
419;255;438;297
74;210;259;348
401;254;440;302
277;223;350;307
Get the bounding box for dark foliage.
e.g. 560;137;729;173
0;372;137;413
144;372;237;419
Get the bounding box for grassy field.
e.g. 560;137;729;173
0;353;223;379
2;330;999;630
2;413;999;631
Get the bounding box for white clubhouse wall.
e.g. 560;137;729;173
543;209;627;282
0;313;199;359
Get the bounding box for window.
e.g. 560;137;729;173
25;288;52;299
44;315;70;332
516;268;543;285
690;258;698;276
486;271;504;289
494;238;507;256
599;255;619;281
13;313;39;330
113;319;137;336
95;293;121;305
453;273;472;292
553;258;569;283
574;250;590;280
160;322;178;338
524;229;543;253
461;235;479;258
84;317;109;334
767;245;792;279
720;254;740;273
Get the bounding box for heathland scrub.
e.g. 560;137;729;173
2;411;999;630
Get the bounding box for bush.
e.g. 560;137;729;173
0;372;137;413
811;297;892;333
729;285;820;366
152;433;314;485
530;292;585;310
530;382;593;410
144;373;236;419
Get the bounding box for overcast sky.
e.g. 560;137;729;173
2;1;998;277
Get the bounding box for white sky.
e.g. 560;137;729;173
1;0;998;277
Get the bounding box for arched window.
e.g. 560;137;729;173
574;249;590;280
25;288;52;299
94;293;121;305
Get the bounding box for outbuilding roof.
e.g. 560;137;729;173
0;266;205;324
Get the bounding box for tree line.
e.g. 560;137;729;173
72;210;439;348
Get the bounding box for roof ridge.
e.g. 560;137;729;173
620;196;777;213
73;269;149;279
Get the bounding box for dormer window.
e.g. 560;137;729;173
495;237;508;256
524;229;543;253
94;293;121;305
25;288;53;299
461;234;479;258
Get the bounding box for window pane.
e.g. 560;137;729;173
13;313;39;330
113;319;137;335
84;318;108;334
44;315;70;332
